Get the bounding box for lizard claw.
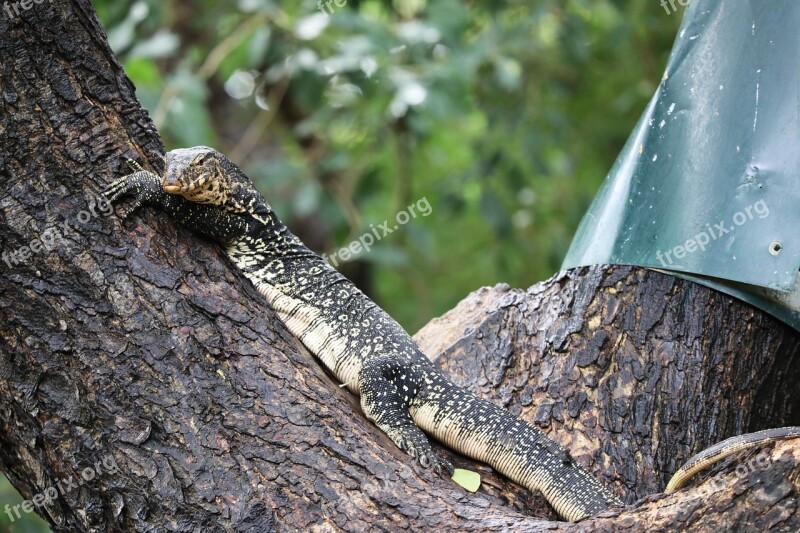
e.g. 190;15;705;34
419;454;430;468
102;175;131;203
103;176;142;220
432;455;455;478
125;158;145;173
416;447;453;477
102;163;167;220
386;424;453;477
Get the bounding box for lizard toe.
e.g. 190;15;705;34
418;454;431;468
435;457;454;478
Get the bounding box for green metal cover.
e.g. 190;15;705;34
563;0;800;330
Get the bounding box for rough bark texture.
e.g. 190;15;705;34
415;268;800;503
1;1;799;532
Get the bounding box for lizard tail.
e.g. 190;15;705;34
665;426;800;493
412;384;622;521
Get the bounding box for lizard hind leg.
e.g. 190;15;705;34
358;355;454;476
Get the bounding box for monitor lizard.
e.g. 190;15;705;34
102;146;799;521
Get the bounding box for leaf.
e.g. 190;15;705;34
123;58;162;88
128;30;180;59
451;468;481;492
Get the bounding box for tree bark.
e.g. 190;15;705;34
1;1;798;532
415;267;800;502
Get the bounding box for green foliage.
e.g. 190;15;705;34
94;0;681;332
0;475;50;532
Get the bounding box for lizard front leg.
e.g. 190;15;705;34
103;160;250;244
103;162;170;220
358;355;454;476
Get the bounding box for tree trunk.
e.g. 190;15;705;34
1;2;798;532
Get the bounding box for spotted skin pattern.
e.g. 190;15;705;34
104;147;622;521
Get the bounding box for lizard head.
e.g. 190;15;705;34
161;146;273;224
162;146;228;201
